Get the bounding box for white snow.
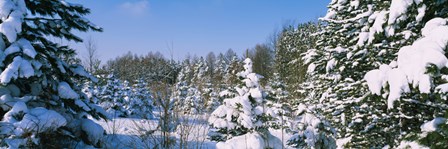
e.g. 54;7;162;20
323;10;337;20
249;88;262;99
0;55;36;84
307;63;316;73
3;101;28;123
17;38;37;58
216;132;265;149
0;56;22;84
19;58;34;78
81;119;104;145
387;69;409;109
71;65;97;82
16;107;67;133
420;117;446;132
96;116;217;149
397;141;429;149
365;18;448;109
421;18;447;37
328;47;347;53
75;99;91;111
0;0;26;42
416;5;426;22
349;0;359;9
336;137;352;149
368;11;387;44
326;58;336;73
435;83;448;93
388;0;414;25
299;113;322;147
4;43;20;56
364;65;389;95
357;32;369;46
303;49;317;64
58;81;79;99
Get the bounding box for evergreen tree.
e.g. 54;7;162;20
98;74;126;117
287;103;336;149
275;22;320;99
129;79;153;119
223;56;241;88
301;0;448;147
208;58;266;141
264;73;290;130
0;0;106;147
172;60;191;114
214;53;227;89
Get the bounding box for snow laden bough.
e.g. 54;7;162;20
0;0;106;148
364;18;448;148
365;18;448;109
287;103;336;149
208;58;284;148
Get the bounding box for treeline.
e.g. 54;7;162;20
88;22;319;101
105;52;179;84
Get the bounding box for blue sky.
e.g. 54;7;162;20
69;0;330;61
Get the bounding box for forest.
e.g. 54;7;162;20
0;0;448;149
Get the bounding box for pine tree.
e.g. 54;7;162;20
98;74;126;117
287;103;336;149
301;0;448;148
0;0;106;147
223;56;241;88
172;60;191;114
208;58;266;141
264;73;290;130
275;22;320;100
131;79;153;119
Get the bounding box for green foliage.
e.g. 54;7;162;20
275;22;320;99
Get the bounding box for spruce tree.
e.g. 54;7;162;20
301;0;448;148
98;74;126;117
173;60;191;114
0;0;106;147
130;79;153;119
208;58;266;141
264;73;290;130
275;22;320;99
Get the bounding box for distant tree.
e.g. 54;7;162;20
205;52;216;84
224;49;237;64
105;51;179;84
249;44;274;85
83;36;101;74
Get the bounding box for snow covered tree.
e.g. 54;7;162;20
214;53;227;87
98;74;126;117
223;56;241;88
0;0;106;148
264;73;290;130
172;60;190;113
301;0;448;148
182;87;202;114
247;44;274;85
208;58;266;141
275;22;320;99
172;59;204;115
130;79;153;119
287;104;336;149
365;17;448;148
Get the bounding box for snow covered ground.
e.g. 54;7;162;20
93;115;292;149
94;114;216;149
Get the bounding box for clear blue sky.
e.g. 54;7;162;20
68;0;330;62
